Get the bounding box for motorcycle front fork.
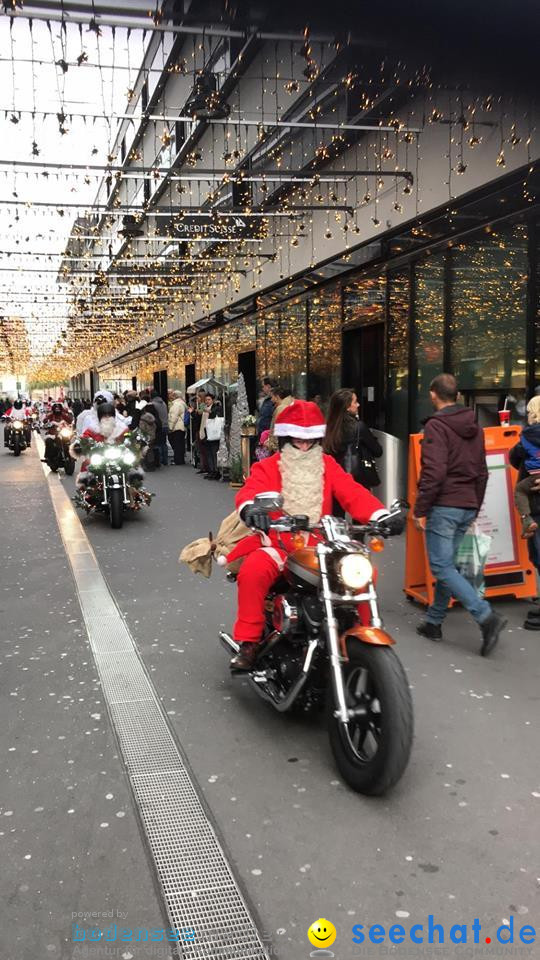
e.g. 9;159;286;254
101;474;130;506
318;548;349;724
318;547;380;725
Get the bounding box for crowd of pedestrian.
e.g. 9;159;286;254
8;369;540;654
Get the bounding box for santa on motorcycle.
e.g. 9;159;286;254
43;401;73;463
3;398;32;447
228;400;402;672
72;402;130;486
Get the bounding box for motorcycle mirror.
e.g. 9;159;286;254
254;491;284;512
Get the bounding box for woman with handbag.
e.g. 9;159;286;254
200;392;224;480
324;388;382;516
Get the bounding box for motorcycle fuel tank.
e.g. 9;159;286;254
285;547;320;591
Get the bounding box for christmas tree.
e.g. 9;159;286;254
228;398;242;466
236;371;250;423
216;419;228;470
228;372;249;466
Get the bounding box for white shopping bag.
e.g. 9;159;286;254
455;522;492;599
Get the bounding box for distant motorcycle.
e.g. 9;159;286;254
73;436;152;529
44;422;75;475
4;418;29;457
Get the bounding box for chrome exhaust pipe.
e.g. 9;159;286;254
219;631;239;655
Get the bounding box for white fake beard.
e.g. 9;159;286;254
100;417;115;438
279;443;324;525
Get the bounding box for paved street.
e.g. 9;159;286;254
2;442;540;959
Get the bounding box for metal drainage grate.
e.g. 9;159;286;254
40;443;269;960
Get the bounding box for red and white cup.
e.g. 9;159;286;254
498;409;510;426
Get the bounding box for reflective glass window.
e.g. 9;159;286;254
450;223;527;391
279;299;308;398
413;255;445;427
343;274;386;327
307;285;341;404
387;271;410;440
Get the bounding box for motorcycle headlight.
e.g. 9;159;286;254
122;450;136;465
90;453;104;466
13;421;23;430
104;447;121;460
60;427;72;438
338;554;373;591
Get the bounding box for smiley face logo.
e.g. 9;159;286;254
307;918;337;949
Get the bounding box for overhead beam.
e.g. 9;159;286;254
0;107;420;134
2;7;349;43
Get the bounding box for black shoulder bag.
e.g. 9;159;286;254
346;424;381;489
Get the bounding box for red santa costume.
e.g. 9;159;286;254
227;400;387;651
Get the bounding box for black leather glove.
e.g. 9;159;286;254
378;512;405;537
242;504;271;534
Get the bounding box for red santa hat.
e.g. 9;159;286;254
274;399;326;439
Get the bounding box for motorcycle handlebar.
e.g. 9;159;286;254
268;509;404;538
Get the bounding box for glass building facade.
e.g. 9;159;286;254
127;205;536;442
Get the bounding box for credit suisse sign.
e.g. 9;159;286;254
167;214;266;241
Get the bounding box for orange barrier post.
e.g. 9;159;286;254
405;425;537;605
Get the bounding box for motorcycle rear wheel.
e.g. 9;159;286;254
109;488;124;529
327;639;413;796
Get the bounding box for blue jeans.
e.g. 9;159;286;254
425;506;492;625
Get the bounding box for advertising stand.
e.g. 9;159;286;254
405;425;536;604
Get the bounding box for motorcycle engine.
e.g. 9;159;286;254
272;594;299;638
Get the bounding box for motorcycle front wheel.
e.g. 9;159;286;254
109;487;124;529
327;639;413;796
64;457;75;476
13;437;20;457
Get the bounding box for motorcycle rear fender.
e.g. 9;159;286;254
339;624;395;660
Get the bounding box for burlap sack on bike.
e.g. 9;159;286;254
179;537;213;578
180;511;250;577
213;510;251;574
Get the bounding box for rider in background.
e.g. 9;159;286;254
3;398;32;448
72;402;130;489
43;402;73;464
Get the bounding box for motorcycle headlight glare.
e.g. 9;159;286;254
13;421;23;430
90;453;104;466
60;427;72;438
122;451;136;465
338;554;373;591
105;447;121;460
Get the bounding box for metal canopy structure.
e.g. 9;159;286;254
0;0;538;384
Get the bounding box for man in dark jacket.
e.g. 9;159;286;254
414;373;506;656
150;389;169;465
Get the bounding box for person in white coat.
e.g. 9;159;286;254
167;391;187;465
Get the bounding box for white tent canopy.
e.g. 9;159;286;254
186;377;226;395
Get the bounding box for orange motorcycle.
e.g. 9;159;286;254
220;495;413;795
